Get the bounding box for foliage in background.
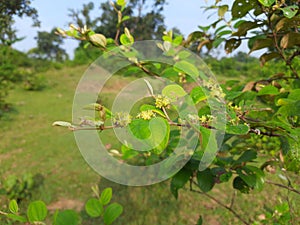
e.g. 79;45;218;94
0;0;39;46
28;28;69;62
0;185;123;225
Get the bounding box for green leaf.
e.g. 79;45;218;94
257;85;279;96
218;5;228;17
281;5;299;19
259;52;281;66
27;201;48;223
190;87;207;104
162;84;187;102
129;119;151;140
6;213;27;223
121;15;130;23
232;0;256;18
197;168;215;192
280;32;300;49
233;176;250;193
52;121;73;127
197;216;203;225
226;124;249;135
170;168;192;199
103;203;123;225
89;34;107;47
53;210;80;225
217;30;232;37
225;38;241;53
9;199;18;214
250;38;273;53
233;21;258;37
235;150;257;164
213;38;225;48
85;198;103;218
178;50;191;59
237;166;265;191
258;0;275;7
149;117;170;155
100;188;112;206
174;60;199;78
120;28;134;45
139;104;165;117
116;0;126;7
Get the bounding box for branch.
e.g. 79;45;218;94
191;181;251;225
265;180;300;195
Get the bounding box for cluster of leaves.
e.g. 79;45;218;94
52;0;300;224
0;173;43;203
0;185;123;225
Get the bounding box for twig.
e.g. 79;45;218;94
191;181;251;225
265;180;300;195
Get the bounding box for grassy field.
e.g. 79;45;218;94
0;65;299;224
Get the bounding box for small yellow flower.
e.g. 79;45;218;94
155;95;171;108
137;110;155;120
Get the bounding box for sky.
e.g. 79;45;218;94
12;0;251;58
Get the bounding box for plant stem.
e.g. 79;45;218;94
265;180;300;195
191;181;251;225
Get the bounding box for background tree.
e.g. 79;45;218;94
28;28;68;62
0;0;39;46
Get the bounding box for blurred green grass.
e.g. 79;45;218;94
0;65;299;225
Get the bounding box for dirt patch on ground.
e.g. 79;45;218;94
48;198;84;212
0;148;23;162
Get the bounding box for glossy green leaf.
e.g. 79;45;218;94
162;84;187;102
100;188;112;205
257;85;279;96
281;5;299;19
190;87;207;104
258;0;275;7
103;203;123;225
53;210;80;225
197;168;215;192
9;199;18;214
85;198;103;218
174;60;199;78
27;201;48;223
170;168;192;199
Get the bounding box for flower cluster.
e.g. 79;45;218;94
112;112;132;127
137;110;156;120
155;95;171;109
